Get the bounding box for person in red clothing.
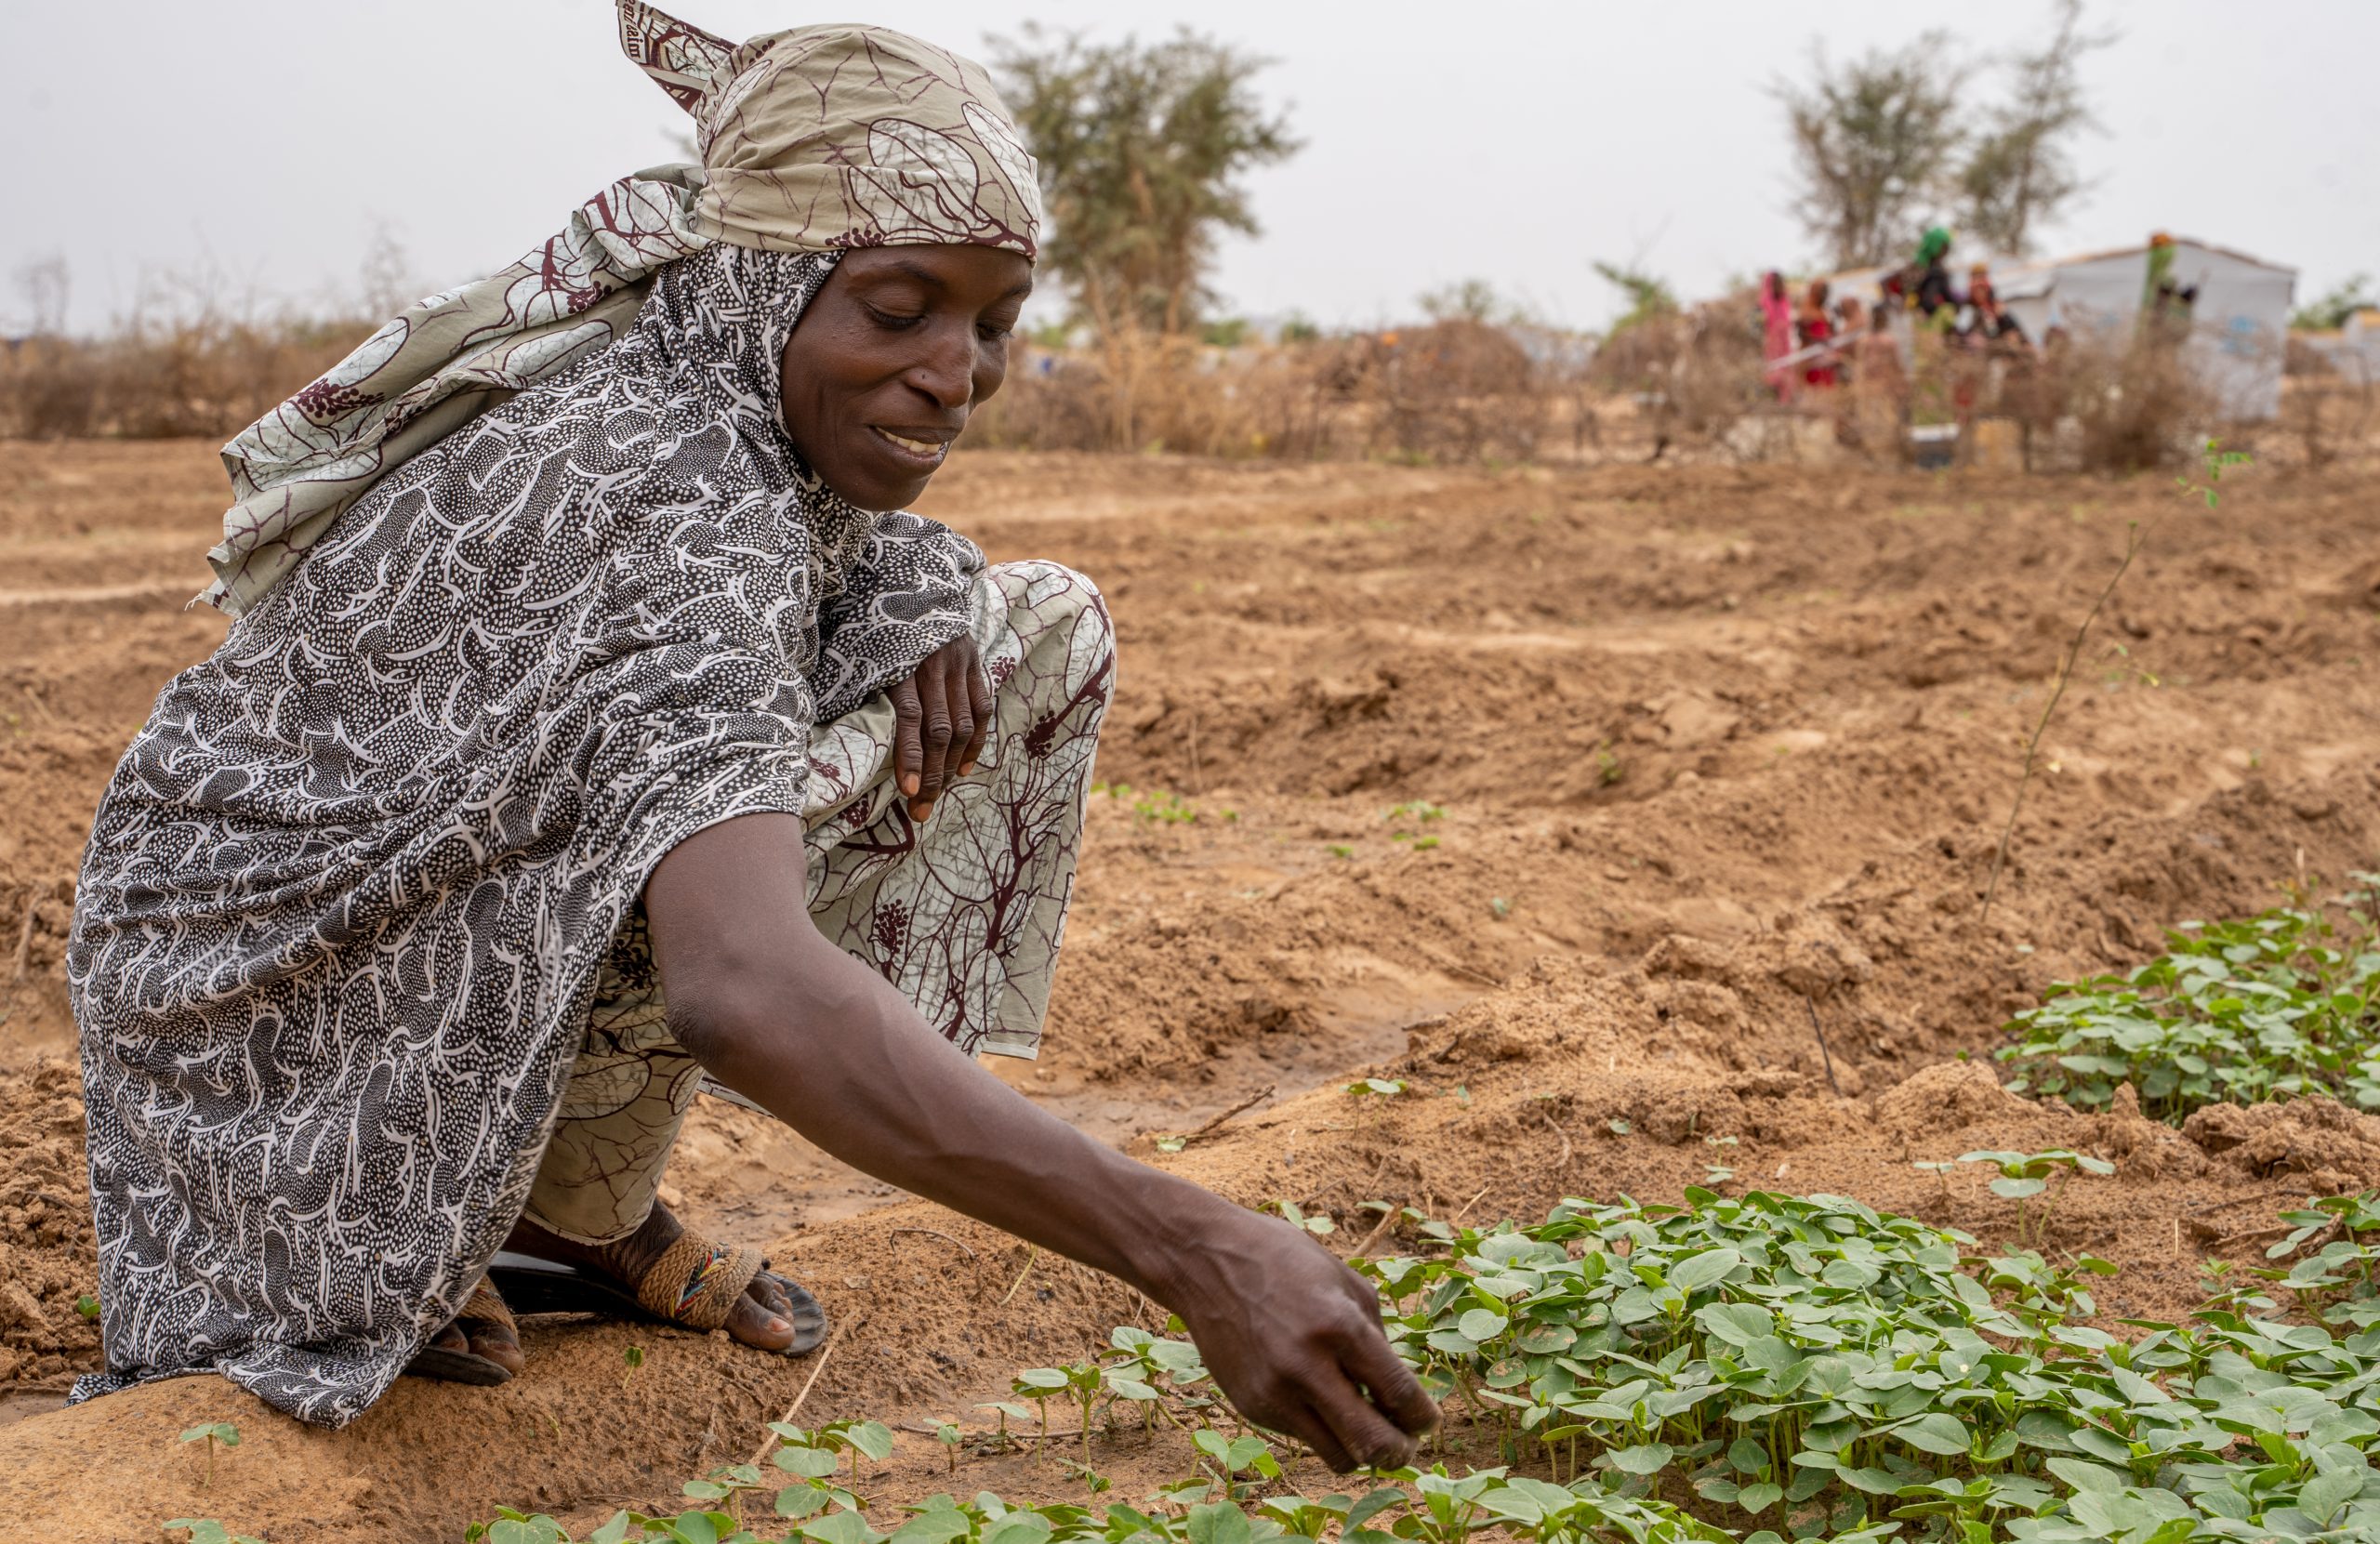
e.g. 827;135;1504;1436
1797;279;1839;389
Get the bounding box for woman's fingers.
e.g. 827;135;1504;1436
959;649;992;776
940;653;976;793
911;662;955;818
1341;1311;1439;1439
891;676;925;798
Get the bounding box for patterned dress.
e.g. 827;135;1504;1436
65;244;1112;1426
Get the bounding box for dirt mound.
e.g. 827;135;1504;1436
0;1060;98;1386
2182;1096;2380;1194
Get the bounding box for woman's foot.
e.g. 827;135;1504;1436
424;1281;524;1376
504;1200;801;1353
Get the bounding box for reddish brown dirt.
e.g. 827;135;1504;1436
0;442;2376;1538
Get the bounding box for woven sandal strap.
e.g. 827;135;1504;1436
635;1231;763;1331
459;1278;516;1336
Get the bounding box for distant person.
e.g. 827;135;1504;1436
1759;271;1796;400
1911;227;1960;321
1798;279;1839;389
63;0;1436;1469
1964;268;2029;350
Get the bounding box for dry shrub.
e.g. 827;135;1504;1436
0;310;366;441
2279;376;2376;470
972;322;1575;465
969;332;1342;459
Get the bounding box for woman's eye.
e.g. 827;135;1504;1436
978;319;1016;342
866;306;926;331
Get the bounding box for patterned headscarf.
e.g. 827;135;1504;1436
201;2;1041;617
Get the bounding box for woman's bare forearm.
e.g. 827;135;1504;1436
643;812;1230;1300
644;812;1435;1471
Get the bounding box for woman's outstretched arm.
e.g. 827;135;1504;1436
643;812;1437;1472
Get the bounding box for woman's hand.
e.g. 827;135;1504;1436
892;637;991;822
1152;1205;1438;1471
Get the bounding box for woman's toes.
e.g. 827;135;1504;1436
727;1288;796;1353
469;1325;526;1377
430;1321;469;1353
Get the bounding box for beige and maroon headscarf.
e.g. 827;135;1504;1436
201;2;1042;616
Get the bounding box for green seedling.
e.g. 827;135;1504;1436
1488;896;1511;919
1275;1199;1334;1236
75;1293;99;1321
1192;1430;1280;1499
163;1524;266;1544
178;1423;241;1488
1012;1367;1068;1451
1956;1148;2114;1244
1131;789;1198;825
620;1344;644;1390
1345;1077;1408;1099
1325;844;1354;860
935;1421;962;1473
972;1399;1037;1459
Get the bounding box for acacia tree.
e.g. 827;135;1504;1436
1773;34;1966;270
990;26;1298;339
1951;0;2109;256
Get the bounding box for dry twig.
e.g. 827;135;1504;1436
746;1311;865;1466
1979;522;2144;928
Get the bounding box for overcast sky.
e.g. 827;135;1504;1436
9;0;2375;336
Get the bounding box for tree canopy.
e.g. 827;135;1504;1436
990;26;1298;338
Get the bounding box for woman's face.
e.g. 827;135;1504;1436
778;244;1034;509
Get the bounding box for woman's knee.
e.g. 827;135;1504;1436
991;561;1115;693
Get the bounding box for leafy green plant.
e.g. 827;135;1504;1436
1953;1149;2115;1244
2001;879;2380;1122
1347;1078;1409;1099
1192;1429;1281;1498
178;1422;240;1487
1357;1187;2380;1539
164;1524;266;1544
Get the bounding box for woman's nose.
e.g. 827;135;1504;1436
906;326;976;407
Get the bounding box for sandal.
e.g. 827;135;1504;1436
485;1234;828;1354
406;1278;519;1386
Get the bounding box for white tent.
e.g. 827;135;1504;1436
1995;237;2296;418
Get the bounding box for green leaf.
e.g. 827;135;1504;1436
1342;1487;1406;1532
801;1511;889;1544
1894;1412;1971;1456
776;1446;840;1479
1989;1177;2048;1200
1184;1501;1253;1544
2300;1469;2362;1524
1737;1483;1783;1515
1606;1442;1674;1475
1696;1301;1771;1348
2043;1457;2125;1494
1456;1308;1509;1341
1669;1247;1742;1294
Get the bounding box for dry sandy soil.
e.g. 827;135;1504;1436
0;441;2375;1538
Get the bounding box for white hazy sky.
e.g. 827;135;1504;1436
8;0;2376;336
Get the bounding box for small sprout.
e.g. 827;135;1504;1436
75;1293;99;1321
1345;1077;1408;1098
621;1344;645;1389
1325;844;1355;859
935;1421;962;1473
1155;1136;1188;1154
1489;896;1512;919
1411;835;1440;851
179;1422;241;1487
1607;1118;1633;1136
1275;1199;1335;1235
